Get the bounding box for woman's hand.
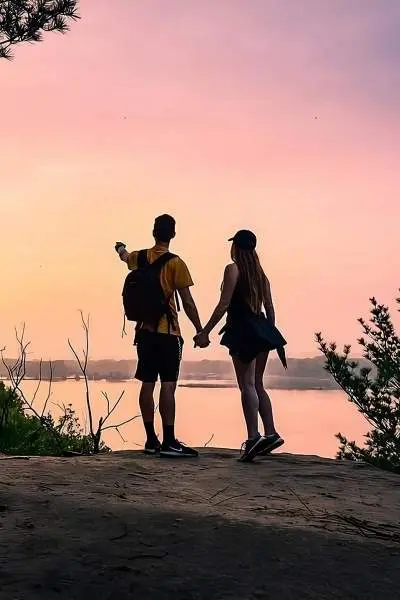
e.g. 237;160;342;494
193;331;210;348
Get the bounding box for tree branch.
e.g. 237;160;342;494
0;0;80;59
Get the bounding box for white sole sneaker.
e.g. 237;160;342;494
238;435;269;462
258;436;284;456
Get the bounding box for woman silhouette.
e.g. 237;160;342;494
195;230;287;462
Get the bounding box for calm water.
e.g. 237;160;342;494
10;379;368;458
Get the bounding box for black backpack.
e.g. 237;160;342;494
122;250;178;328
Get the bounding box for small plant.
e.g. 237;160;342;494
1;314;139;456
0;380;99;455
316;292;400;473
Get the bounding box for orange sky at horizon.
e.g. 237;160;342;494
1;0;399;362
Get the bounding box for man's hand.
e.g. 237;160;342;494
115;242;129;264
193;331;210;349
115;242;126;255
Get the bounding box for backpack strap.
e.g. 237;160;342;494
149;251;176;271
137;249;149;269
174;290;181;313
150;252;180;312
138;251;180;333
151;252;182;333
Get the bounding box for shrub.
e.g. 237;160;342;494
316;293;400;473
0;380;108;456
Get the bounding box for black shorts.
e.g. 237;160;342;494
220;315;287;364
134;330;184;383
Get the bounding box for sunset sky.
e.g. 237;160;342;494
1;0;399;362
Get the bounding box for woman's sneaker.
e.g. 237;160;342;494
258;433;285;456
144;438;161;455
160;440;199;458
238;434;270;462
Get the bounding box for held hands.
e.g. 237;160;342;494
193;330;210;349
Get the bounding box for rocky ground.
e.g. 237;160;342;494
1;449;399;599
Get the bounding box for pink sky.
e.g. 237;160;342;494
1;0;399;361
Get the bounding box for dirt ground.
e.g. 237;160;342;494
1;449;399;600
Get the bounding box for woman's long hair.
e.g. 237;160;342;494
233;245;267;313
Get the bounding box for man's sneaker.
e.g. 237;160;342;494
144;438;161;455
238;434;270;462
160;440;199;458
258;433;285;456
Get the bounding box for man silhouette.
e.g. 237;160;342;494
115;214;203;457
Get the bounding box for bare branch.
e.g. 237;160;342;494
213;493;247;506
101;389;125;427
41;360;53;417
31;359;43;408
1;326;62;449
68;311;94;438
102;413;141;432
102;390;111;416
204;433;214;448
115;427;127;443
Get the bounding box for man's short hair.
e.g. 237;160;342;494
153;214;176;242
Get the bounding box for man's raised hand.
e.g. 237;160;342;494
115;242;126;254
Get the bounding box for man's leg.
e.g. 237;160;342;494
135;331;160;452
158;335;198;457
139;382;158;445
159;381;176;445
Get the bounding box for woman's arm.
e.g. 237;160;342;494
264;278;275;325
202;264;239;336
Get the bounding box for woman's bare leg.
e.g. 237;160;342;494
255;351;278;437
232;356;259;439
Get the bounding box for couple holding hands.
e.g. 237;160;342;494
115;214;287;462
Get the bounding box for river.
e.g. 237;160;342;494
8;378;368;458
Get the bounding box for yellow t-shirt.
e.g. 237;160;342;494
127;245;193;336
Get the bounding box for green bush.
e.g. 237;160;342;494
316;293;400;474
0;381;109;456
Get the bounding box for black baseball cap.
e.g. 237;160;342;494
228;229;257;251
153;214;176;240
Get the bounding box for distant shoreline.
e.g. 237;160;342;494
179;378;339;391
1;376;339;391
1;356;368;390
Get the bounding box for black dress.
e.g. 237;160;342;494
219;287;287;367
